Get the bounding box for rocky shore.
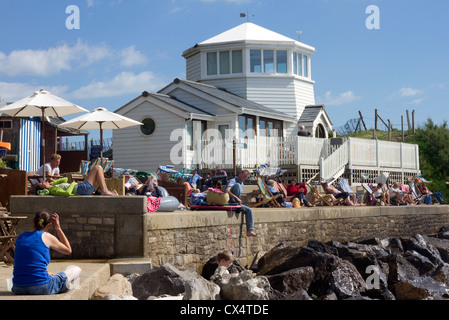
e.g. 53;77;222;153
92;226;449;300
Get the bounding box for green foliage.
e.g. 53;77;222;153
407;119;449;180
0;159;6;169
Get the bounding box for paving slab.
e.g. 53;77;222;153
0;260;110;300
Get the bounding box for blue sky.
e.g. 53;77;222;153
1;0;448;141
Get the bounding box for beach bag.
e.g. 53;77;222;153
206;188;230;206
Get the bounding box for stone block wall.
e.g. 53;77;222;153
10;195;147;259
145;206;449;273
9;196;449;275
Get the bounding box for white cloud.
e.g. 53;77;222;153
120;46;148;67
317;90;362;106
70;71;166;99
398;87;423;97
0;82;69;102
0;39;111;77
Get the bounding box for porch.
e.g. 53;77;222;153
189;136;420;185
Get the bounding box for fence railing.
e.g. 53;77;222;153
190;136;420;174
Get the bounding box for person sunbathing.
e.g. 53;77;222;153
37;165;118;196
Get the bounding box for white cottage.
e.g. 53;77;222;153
114;22;333;172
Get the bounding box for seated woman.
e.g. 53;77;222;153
286;178;313;207
137;175;164;197
321;182;355;206
12;209;82;295
372;182;389;205
267;179;286;206
418;181;447;204
37;165;118;196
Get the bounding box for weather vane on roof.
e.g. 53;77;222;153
240;9;255;22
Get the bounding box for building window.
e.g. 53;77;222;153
207;50;243;76
259;118;283;137
207;52;217;75
232;50;243;74
140;118;156;136
276;50;287;74
0;120;12;130
250;50;262;73
219;51;230;75
293;52;303;76
304;55;309;77
238;115;255;139
263;50;274;74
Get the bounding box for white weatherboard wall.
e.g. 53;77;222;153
113;100;186;173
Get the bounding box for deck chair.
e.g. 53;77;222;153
337;178;359;205
250;176;282;208
305;174;334;206
362;183;382;205
274;181;294;201
408;179;425;204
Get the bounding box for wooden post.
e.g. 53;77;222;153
406;110;411;131
388;120;391;141
401;115;404;142
358;111;367;131
375;109;378;131
412;110;415;133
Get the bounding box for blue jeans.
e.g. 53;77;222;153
291;192;309;205
239;205;254;231
12;272;68;295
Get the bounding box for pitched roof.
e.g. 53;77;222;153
299;105;333;125
200;22;295;45
167;79;295;121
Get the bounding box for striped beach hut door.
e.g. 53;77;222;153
18;118;41;172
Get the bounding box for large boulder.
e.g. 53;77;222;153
329;258;367;299
265;266;314;294
91;274;135;300
211;267;270;300
131;263;190;300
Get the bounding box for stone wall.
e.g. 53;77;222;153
10;196;449;274
145;206;449;273
10;195;147;259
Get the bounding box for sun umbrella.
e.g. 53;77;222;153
0;89;88;166
60;107;143;158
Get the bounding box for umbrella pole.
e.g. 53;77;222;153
100;122;103;160
41;108;46;171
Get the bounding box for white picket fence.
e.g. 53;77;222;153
194;136;420;179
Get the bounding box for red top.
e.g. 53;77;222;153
286;183;307;196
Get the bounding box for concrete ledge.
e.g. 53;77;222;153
147;205;449;230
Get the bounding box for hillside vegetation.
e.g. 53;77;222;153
344;118;449;200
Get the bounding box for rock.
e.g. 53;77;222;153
256;243;302;276
265;266;314;294
381;253;420;285
91;274;133;300
404;250;436;275
284;288;313;300
201;256;245;280
402;234;444;266
211;268;270;300
183;276;221;300
393;277;449;300
329;258;367;299
131;263;189;300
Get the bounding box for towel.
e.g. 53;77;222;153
147;196;161;212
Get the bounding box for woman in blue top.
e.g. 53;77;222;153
12;209;82;295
